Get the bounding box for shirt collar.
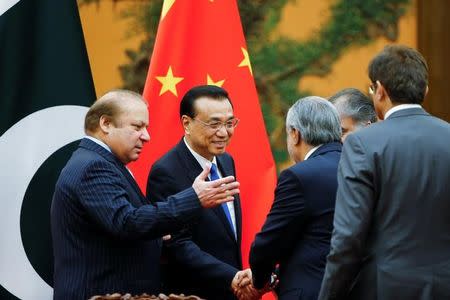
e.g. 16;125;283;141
304;144;322;161
384;104;422;119
85;136;111;153
183;137;217;170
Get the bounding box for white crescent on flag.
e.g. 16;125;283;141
0;105;88;299
0;0;21;16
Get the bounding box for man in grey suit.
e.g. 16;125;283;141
318;45;450;300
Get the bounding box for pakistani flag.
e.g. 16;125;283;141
0;0;96;298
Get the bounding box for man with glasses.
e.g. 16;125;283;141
319;45;450;300
147;85;253;299
329;88;377;142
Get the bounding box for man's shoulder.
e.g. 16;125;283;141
152;143;182;166
285;160;318;181
218;151;234;163
64;146;114;176
56;147;112;193
149;142;191;180
350;111;450;144
286;148;340;183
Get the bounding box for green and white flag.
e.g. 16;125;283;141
0;0;96;298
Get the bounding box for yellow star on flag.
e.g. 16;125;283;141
161;0;176;21
206;74;225;87
156;66;184;96
238;47;253;76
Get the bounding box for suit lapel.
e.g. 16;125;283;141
175;139;204;182
176;139;238;242
119;164;147;204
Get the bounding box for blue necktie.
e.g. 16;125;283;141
210;163;236;237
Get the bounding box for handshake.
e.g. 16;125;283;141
230;269;278;300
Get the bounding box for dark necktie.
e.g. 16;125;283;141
210;163;236;237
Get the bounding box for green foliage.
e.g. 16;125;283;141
78;0;411;169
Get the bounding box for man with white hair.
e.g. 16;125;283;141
248;96;342;300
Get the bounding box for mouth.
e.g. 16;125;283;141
212;141;227;148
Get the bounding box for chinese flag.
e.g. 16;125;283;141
129;0;277;289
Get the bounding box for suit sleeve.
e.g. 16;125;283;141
148;163;239;288
318;134;375;300
78;160;202;240
249;169;307;289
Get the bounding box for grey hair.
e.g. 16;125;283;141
329;88;377;125
286;96;342;146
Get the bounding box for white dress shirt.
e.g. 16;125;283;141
304;144;323;161
384;104;422;119
85;135;111;152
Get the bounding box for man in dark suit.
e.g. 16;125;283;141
318;45;450;300
147;85;252;300
51;90;240;300
248;96;342;300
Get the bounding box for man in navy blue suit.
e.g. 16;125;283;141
147;85;253;300
51;90;240;300
248;96;342;300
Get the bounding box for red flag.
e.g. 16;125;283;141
129;0;277;293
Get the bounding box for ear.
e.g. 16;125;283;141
99;115;112;134
374;80;385;101
289;127;301;145
425;85;429;97
181;115;191;134
376;80;395;107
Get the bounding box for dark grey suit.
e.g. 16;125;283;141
319;107;450;300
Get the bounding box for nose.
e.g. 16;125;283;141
215;124;229;136
141;128;150;142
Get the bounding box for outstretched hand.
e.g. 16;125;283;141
192;167;240;208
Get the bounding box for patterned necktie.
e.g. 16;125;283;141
210;163;236;237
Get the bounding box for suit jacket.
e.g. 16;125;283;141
249;142;342;300
147;139;242;300
51;138;202;300
319;108;450;300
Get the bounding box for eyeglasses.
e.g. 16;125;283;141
193;118;239;131
368;82;377;95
